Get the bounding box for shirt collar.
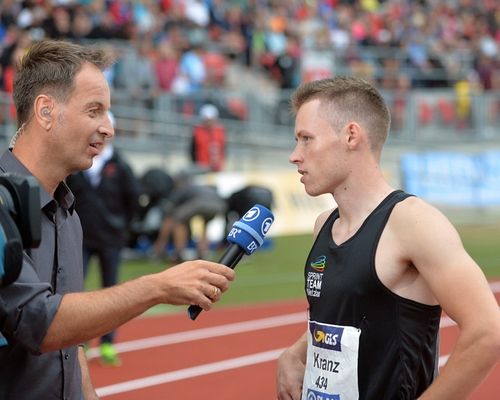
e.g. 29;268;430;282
0;149;76;215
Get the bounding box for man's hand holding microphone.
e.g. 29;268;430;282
152;259;234;312
140;204;274;319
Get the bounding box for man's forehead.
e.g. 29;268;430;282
72;66;110;102
74;63;108;87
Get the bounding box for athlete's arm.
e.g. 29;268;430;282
394;197;500;399
277;332;307;400
79;346;98;400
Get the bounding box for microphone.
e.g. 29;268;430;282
188;204;274;320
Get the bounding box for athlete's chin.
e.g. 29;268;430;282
304;186;324;197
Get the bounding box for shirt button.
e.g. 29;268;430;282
64;353;69;360
57;267;63;273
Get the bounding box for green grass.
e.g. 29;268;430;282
456;224;500;278
84;224;500;312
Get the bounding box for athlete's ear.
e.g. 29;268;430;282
345;122;362;149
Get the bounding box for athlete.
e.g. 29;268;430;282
276;76;500;399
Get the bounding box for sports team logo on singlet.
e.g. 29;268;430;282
311;255;326;272
310;321;344;351
307;255;326;298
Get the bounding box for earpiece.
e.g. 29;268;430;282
42;108;51;118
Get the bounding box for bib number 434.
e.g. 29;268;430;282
315;376;328;390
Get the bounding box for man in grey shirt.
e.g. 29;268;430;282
0;40;235;400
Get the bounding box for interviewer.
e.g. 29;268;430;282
0;39;234;400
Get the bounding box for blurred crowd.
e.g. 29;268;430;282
0;0;499;112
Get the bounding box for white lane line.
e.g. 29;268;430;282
440;315;455;328
489;281;500;292
87;311;307;359
96;348;286;397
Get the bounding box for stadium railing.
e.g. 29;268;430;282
0;87;499;172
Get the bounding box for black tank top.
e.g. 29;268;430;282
305;190;441;399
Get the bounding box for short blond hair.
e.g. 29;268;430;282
291;76;391;152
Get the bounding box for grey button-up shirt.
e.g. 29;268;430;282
0;150;84;399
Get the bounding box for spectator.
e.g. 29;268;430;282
272;34;301;89
190;103;226;172
66;113;140;367
177;38;207;94
154;41;179;92
184;0;210;28
113;39;159;109
41;6;72;40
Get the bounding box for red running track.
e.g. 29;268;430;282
87;288;500;399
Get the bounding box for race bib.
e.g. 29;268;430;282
302;320;361;400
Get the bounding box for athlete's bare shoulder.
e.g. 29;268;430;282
375;194;467;304
388;194;465;274
390;195;457;236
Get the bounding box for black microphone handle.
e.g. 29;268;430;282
188;244;245;320
219;244;245;270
